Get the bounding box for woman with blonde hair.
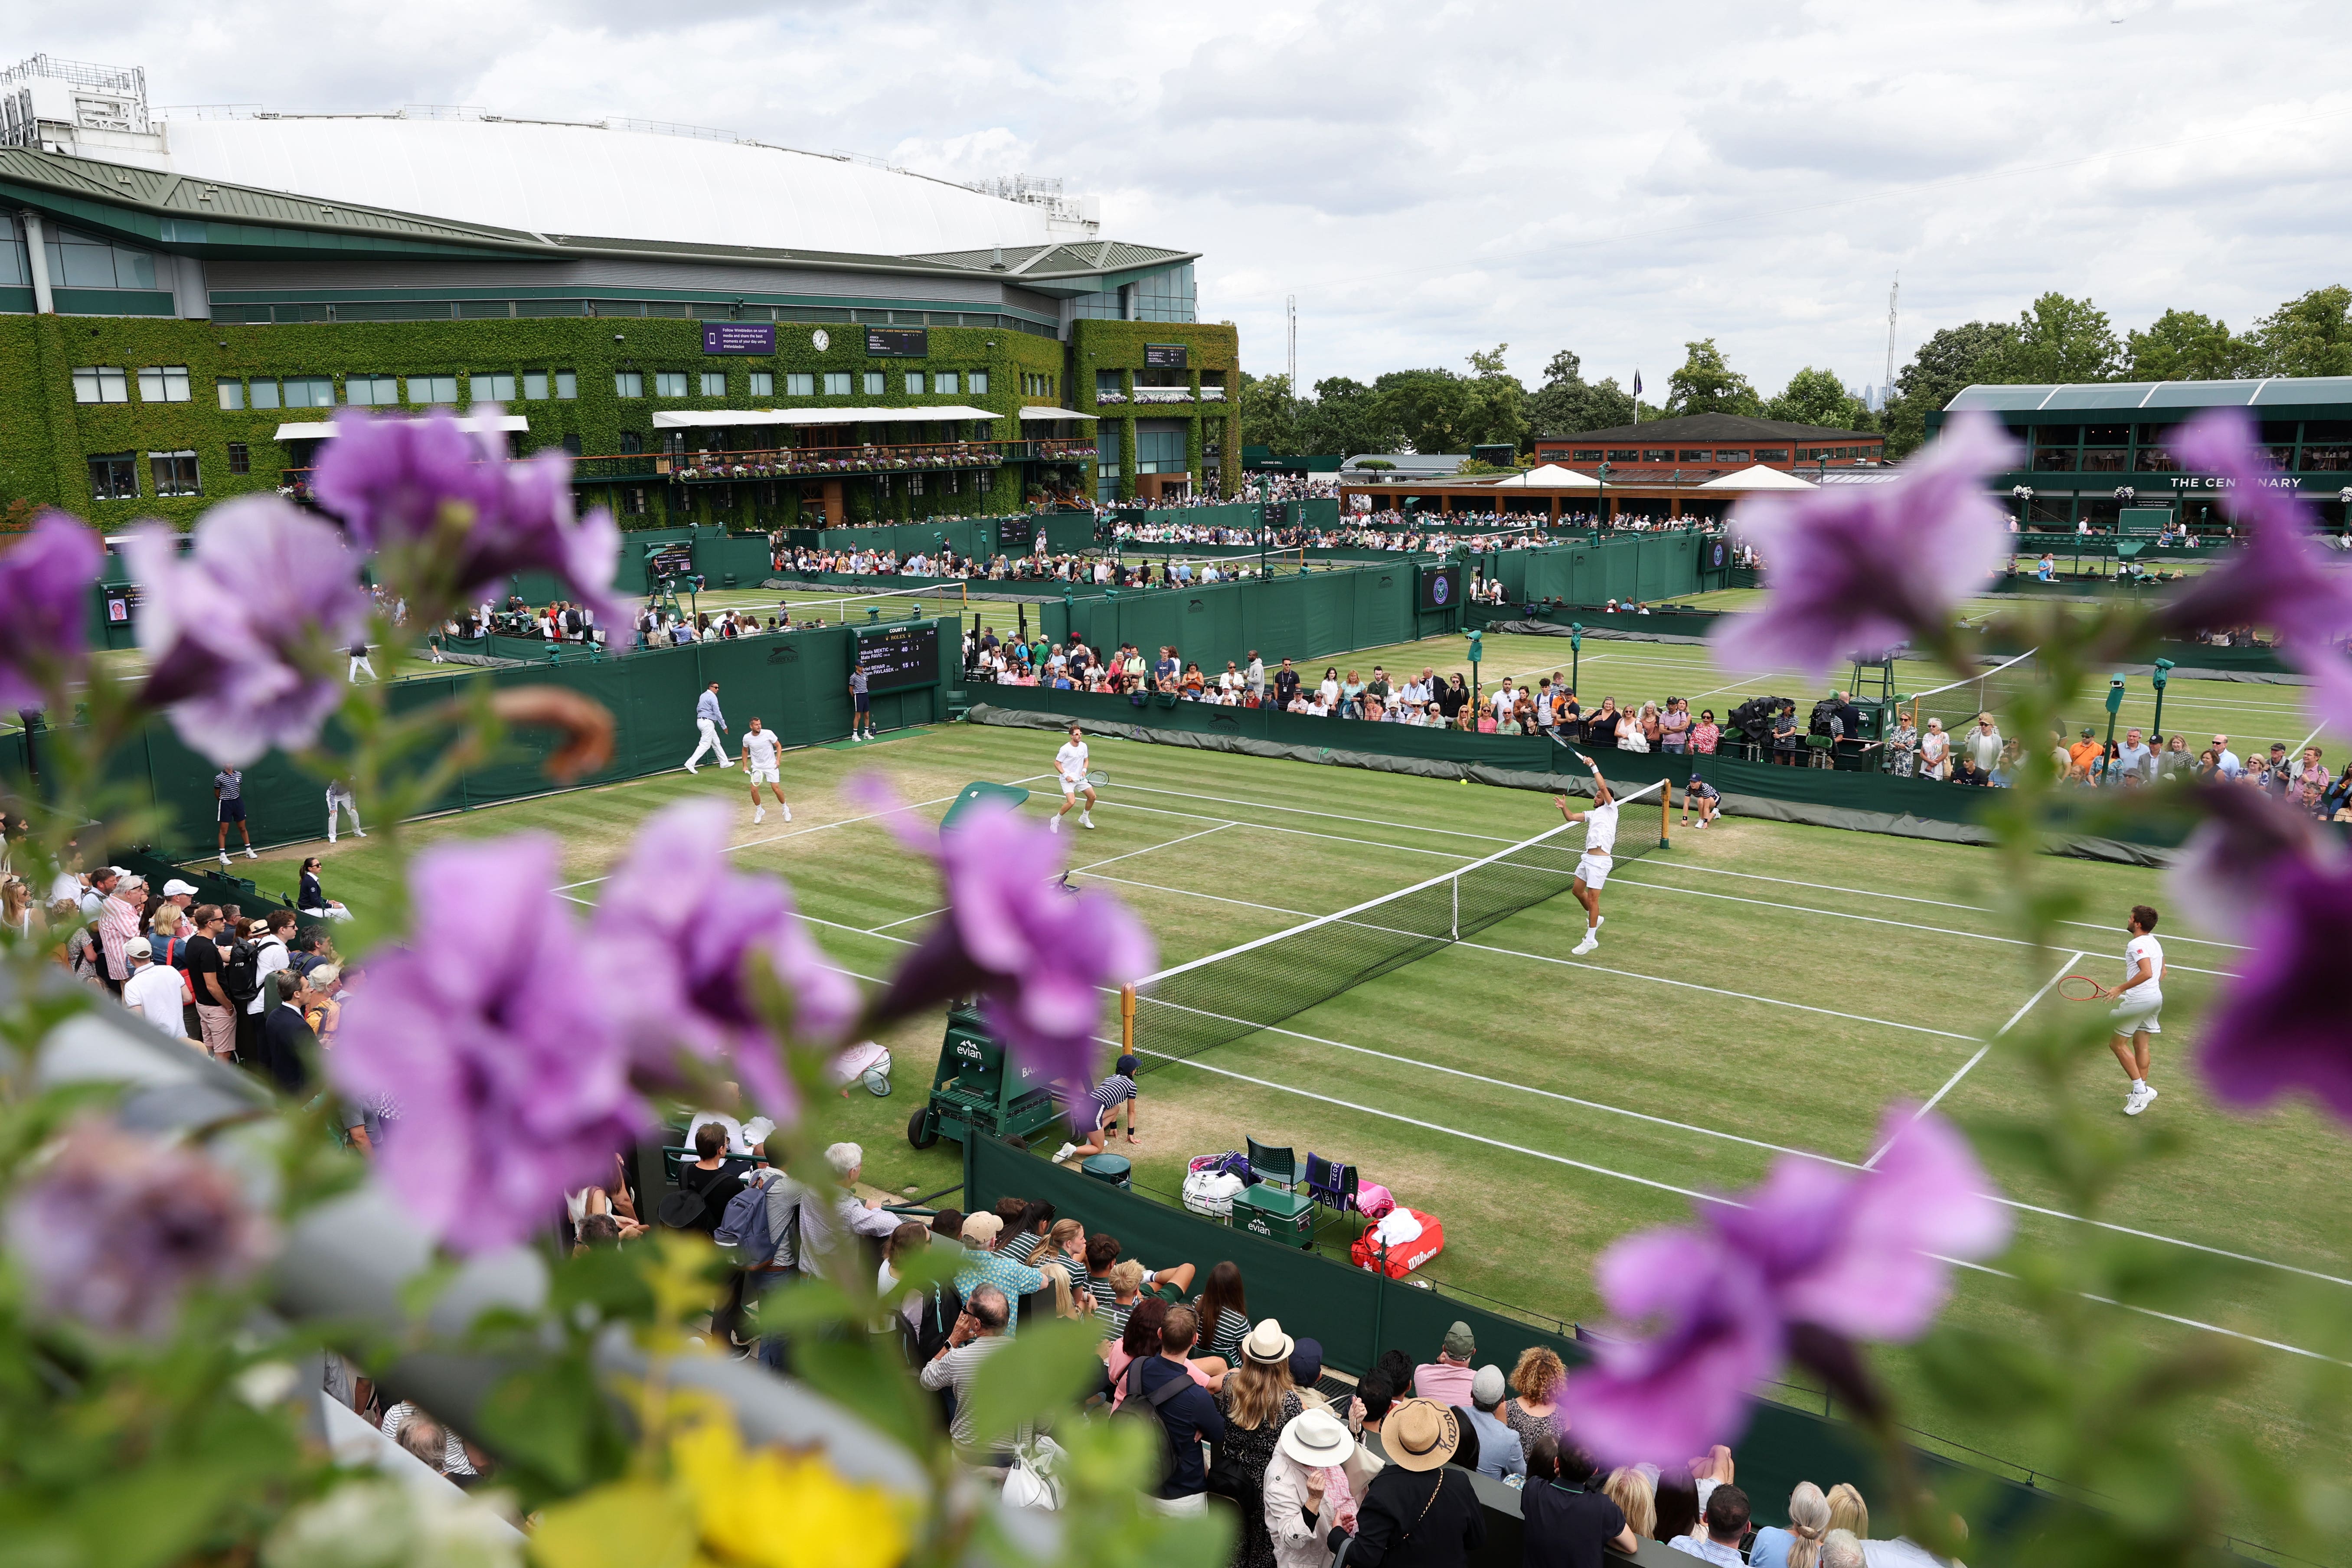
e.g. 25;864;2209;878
1500;1345;1565;1449
1749;1480;1832;1567
1604;1466;1656;1541
1;877;34;942
1824;1482;1869;1539
1216;1319;1306;1568
1036;1261;1085;1323
1045;1217;1086;1269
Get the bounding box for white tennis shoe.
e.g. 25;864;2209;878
2125;1085;2158;1116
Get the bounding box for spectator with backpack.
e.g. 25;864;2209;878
655;1122;747;1235
230;912;293;1070
1132;1305;1226;1515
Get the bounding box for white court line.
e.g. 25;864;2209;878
1093;797;1473;860
863;822;1231;934
1096;779;1513;845
1130;1036;2348;1365
1864;954;2084;1169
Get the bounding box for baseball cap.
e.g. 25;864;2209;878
1472;1365;1508;1407
124;937;151;961
162;879;198;897
1441;1320;1477;1358
960;1212;1004;1245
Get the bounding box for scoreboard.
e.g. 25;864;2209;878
853;622;941;692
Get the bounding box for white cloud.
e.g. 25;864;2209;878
21;0;2352;395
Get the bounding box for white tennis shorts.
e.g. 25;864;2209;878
1575;852;1611;890
748;766;780;785
2109;988;2163;1036
1061;777;1087;798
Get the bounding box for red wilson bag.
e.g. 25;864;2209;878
1352;1209;1445;1278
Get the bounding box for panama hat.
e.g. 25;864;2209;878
1383;1398;1460;1471
1241;1317;1296;1365
1276;1406;1355;1470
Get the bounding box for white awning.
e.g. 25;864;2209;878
273;413;529;441
1017;405;1099;421
1483;463;1601;490
1699;464;1818;491
649;405;1004;430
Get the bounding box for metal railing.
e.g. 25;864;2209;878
276;441;1099;498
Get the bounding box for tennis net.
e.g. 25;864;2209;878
1904;648;2050;735
1127;778;1666;1073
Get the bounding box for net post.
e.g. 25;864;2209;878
1121;985;1135;1055
1661;777;1672;849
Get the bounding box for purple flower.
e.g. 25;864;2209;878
2199;855;2352;1122
594;800;859;1118
1563;1106;2006;1463
870;791;1154;1087
2160;411;2352;734
313;407;622;624
125;499;370;767
1712;415;2018;676
329;835;652;1255
2169;781;2345;931
6;1117;274;1337
0;513;103;711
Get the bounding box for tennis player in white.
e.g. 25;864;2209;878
741;718;791;824
1554;755;1616;955
2103;903;2166;1115
1052;724;1095;833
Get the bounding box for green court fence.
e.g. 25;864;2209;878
1475;530;1722;602
3;623;959;865
1109;499;1340;534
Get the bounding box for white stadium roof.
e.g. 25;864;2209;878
152;114;1085;258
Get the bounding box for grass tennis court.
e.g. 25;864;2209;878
209;714;2347;1548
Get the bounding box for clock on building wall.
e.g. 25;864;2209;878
811;329;830;352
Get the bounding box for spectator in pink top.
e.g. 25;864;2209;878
1690;710;1722;754
1413;1320;1479;1407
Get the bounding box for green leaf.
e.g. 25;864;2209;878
70;1460;246;1568
474;1359;626;1495
531;1479;699;1568
549;1245;657;1323
751;1277;859;1336
789;1338;931;1453
965;1318;1104;1450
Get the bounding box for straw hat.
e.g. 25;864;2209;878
1241;1317;1296;1365
1276;1406;1355;1470
1382;1398;1460;1471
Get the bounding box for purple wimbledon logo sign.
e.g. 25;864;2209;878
702;323;776;355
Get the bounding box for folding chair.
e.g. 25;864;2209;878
1246;1137;1297;1193
1303;1153;1359;1222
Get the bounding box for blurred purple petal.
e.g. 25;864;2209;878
594;800;858;1117
1712;414;2016;676
0;512;103;711
1561;1228;1781;1466
6;1117;274;1337
126;500;369;767
2170;782;2347;932
329;835;652;1254
2199;856;2352;1123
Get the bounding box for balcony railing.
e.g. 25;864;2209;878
276;440;1098;499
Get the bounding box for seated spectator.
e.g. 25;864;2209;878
1341;1400;1484;1563
1042;1216;1087;1271
1134;1307;1227;1514
1460;1365;1524;1479
1097;1258;1148;1338
1522;1434;1639;1562
381;1401;476;1479
1412;1320;1478;1407
954;1213;1048;1336
1819;1532;1866;1568
1192;1260;1250;1368
1654;1473;1702;1542
1825;1483;1868;1539
918;1284;1013;1455
1083;1232;1195;1319
1500;1345;1564;1449
1749;1480;1832;1568
1949;752;1989;787
1606;1467;1658;1540
1265;1407;1359;1568
1214;1320;1306;1563
1671;1484;1750;1565
1000;1198;1055;1262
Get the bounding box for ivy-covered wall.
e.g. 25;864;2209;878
1068;318;1241;502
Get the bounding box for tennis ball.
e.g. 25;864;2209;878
1460;777;1469;784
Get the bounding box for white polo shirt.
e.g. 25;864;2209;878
121;962;188;1036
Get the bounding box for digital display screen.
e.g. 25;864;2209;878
105;583;144;623
1418;564;1462;611
855;622;941;692
1143;344;1189;369
1703;537;1729;571
865;327;928;358
996;516;1034;550
645;542;696;579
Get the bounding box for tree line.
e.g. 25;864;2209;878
1241;285;2352;463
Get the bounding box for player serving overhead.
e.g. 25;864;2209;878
1553;754;1616;955
2104;903;2166;1115
1052;723;1096;833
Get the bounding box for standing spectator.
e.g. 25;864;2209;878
1520;1435;1638;1565
237;911;295;1069
2114;727;2153;785
1245;650;1266;702
1660;697;1692;754
183;905;236;1060
1963;713;2002;773
0;876;33;942
1340;1400;1484;1566
96;873;149;997
1690;709;1721;755
1135;1306;1227;1515
1887;709;1918;777
786;1142;903;1277
1772;702;1802;765
1917;719;1950;780
1265;1408;1357;1568
1274;659;1302;709
214;768;258;865
1215;1319;1306;1568
1461;1366;1524;1480
917;1285;1012;1455
1670;1485;1751;1565
661;1121;746;1235
1413;1321;1477;1407
119;938;192;1042
256;967;318;1094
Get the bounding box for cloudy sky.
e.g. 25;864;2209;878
28;0;2352;395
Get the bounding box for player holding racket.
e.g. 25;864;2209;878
2101;904;2166;1116
1553;751;1616;955
1052;723;1097;833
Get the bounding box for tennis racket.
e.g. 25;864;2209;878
2058;975;2106;1001
1085;769;1108;787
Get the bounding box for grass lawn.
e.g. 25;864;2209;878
224;718;2346;1555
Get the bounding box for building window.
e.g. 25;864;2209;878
620;431;644;454
622;487;647;515
826;372;853;396
1571;448;1603;461
475;372;518;401
149;451;201;497
247;379;281;410
909;473;924;496
748;372;774;396
88;452;138;500
1136;430;1185;474
1678;449;1708;461
216;378;245;411
72;367;129;404
1712;449;1751;463
860;371;885;395
1096;461;1120;501
1096;369;1123;398
46;225;157;291
1752;448;1789;462
1643;449;1669;462
934;371;959;395
903;372;925;395
615;371;646;398
284;377;334;408
522;372;549;400
346;374;400;406
1132;263;1197;323
411;374;459;404
562;434;583;457
554;370;577;399
699;372;727;396
655;372;689;398
781;372;811;396
970;371;989;395
227;442;250;475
